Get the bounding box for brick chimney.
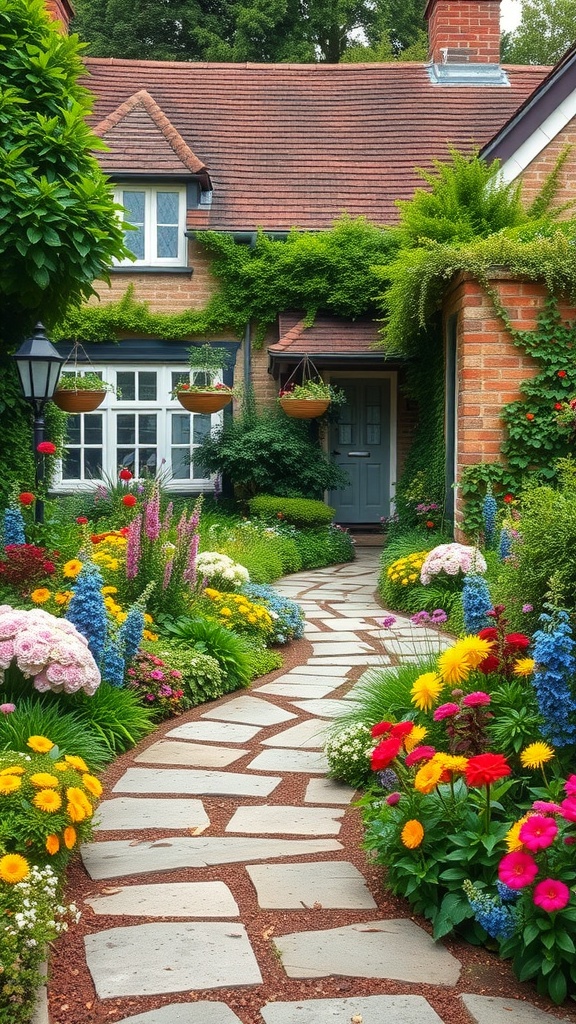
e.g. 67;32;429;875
425;0;501;65
45;0;74;32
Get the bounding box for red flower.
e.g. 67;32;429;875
555;403;563;410
18;492;35;506
503;494;514;503
76;516;89;525
36;441;56;455
465;753;511;787
371;721;392;738
405;745;436;767
525;413;535;421
119;469;133;481
390;721;414;740
370;736;402;772
558;370;567;378
425;520;435;529
42;561;56;574
122;494;137;507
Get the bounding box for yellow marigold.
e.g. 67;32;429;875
453;635;495;669
414;760;445;795
204;588;220;599
33;789;62;813
82;773;103;798
67;801;87;823
433;753;468;774
505;814;531;852
27;735;54;754
62;559;83;578
0;774;22;794
54;592;71;606
437;646;472;685
63;826;77;849
29;773;59;789
143;630;158;641
0;766;25;776
66;787;92;815
514;658;536;677
248;613;258;623
401;819;424;849
401;579;409;586
107;559;120;571
410;672;443;712
46;834;60;855
64;755;89;773
404;725;428;753
0;853;29;884
30;588;51;604
220;607;232;617
101;586;118;594
520;742;555;770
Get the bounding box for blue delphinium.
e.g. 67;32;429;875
3;506;25;546
462;574;492;633
241;582;304;644
482;490;498;547
118;604;145;663
463;881;519;941
65;563;108;665
101;638;125;688
498;527;513;560
531;607;576;747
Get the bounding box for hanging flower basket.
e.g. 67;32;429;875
52;389;106;413
279;396;331;419
176;391;233;414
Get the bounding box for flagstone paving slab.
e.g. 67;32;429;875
114;1003;244;1024
287;665;350;676
274;919;461;985
166;721;261;743
85;921;262;997
247;748;328;774
460;994;570;1023
112;768;281;797
201;696;297;726
134;741;248;768
311;642;373;656
321;618;377;631
95;797;209;832
246;861;376;909
304;778;356;804
84;881;239;918
307;655;387;666
260;995;444;1023
253;682;338;699
310;632;369;644
289;699;353;719
81;837;343;880
226;805;343;836
261;718;327;748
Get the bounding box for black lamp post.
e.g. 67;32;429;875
13;324;66;524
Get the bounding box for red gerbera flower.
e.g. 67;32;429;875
371;721;392;738
370;736;402;772
18;492;35;506
390;721;414;740
119;469;133;481
465;752;511;787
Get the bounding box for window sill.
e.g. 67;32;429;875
112;266;194;276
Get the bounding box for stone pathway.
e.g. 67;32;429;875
62;550;569;1024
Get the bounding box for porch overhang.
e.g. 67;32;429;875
268;314;405;379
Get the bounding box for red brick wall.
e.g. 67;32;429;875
45;0;73;31
518;122;576;215
92;240;219;314
426;0;501;64
444;271;576;536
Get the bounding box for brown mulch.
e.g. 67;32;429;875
47;632;576;1024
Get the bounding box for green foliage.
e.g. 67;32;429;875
248;495;335;527
0;0;131;341
243;642;284;679
488;680;543;757
502;0;576;65
69;683;156;757
142;638;225;703
196;405;347;499
294;525;355;568
0;696;109;768
158;615;253;691
0;358;35;507
328;659;435;733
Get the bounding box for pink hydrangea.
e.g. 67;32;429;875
498;850;539;889
0;605;100;696
420;543;487;586
519;814;558;852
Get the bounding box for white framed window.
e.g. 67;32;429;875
55;364;220;492
114;185;187;266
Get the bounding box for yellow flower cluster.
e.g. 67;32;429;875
204;588;273;634
413;752;469;794
386;551;429;587
437;635;494;685
102;588;158;640
30;588;74;607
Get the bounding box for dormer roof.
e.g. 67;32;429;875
94;88;212;190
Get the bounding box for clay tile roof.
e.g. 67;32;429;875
94;88;211;186
84;59;549;231
270;313;383;358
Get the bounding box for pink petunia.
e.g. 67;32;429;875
433;702;460;721
386;792;401;805
532;800;563;815
564;775;576;798
519;815;558;852
560;797;576;822
498;850;539;889
405;745;436;767
461;691;491;707
533;878;571;912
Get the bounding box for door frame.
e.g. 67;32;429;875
325;370;398;519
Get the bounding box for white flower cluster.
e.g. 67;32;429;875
420;543;487;586
0;605;101;695
196;551;250;589
324;722;374;785
3;864;81;945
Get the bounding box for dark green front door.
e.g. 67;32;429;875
329;380;392;524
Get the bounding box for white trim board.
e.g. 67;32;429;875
497;84;576;183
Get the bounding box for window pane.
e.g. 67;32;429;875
84;415;102;445
172;371;189;392
123;191;145;222
171;449;190;479
157;192;179;224
140;448;157;474
138;414;157;444
192;457;207;480
62;450;81;479
192;371;210;387
84;449;103;479
65;418;81;445
172;414;190;445
157;225;178;259
117;372;136;401
125;227;145;260
117;415;136;445
138;372;157;401
193;414;211;445
117;449;135;471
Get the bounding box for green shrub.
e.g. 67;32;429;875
70;683;156;757
216;531;301;582
248;495;335;527
143;638;225;703
324;722;374;787
0;697;110;769
244;643;284;679
159;616;253;691
295;525;355;569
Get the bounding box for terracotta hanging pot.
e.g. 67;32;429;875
279;397;330;419
177;391;233;414
52;390;106;413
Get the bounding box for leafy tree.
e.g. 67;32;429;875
73;0;427;62
502;0;576;65
0;0;131;343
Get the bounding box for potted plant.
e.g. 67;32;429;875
278;380;345;419
171;344;235;413
53;372;116;413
